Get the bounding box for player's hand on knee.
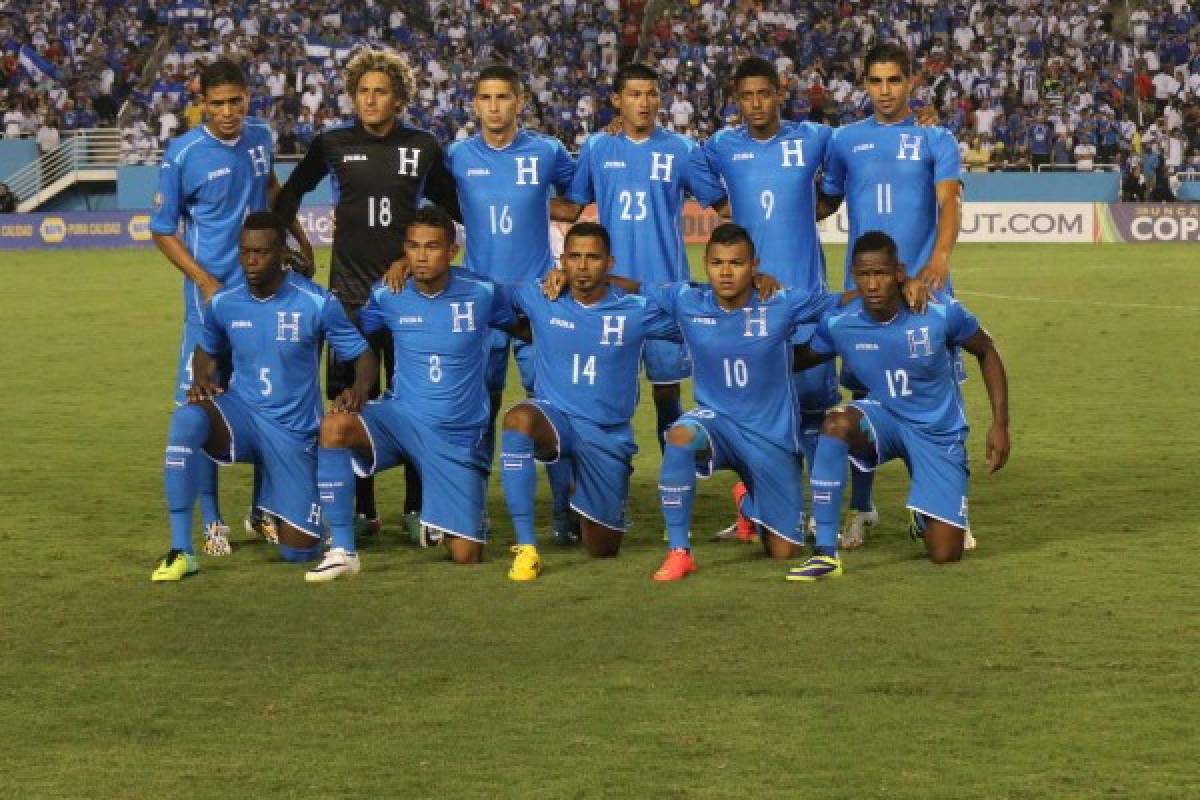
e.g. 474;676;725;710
332;387;367;414
752;271;781;300
542;268;567;300
187;379;223;403
902;278;929;312
384;258;409;293
985;422;1010;473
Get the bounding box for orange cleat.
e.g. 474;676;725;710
732;482;758;542
653;548;697;582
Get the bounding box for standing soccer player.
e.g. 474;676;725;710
499;222;681;581
648;224;837;582
274;47;461;543
305;208;523;581
152;213;375;581
820;42;964;549
150;59;311;550
787;232;1009;582
555;63;700;451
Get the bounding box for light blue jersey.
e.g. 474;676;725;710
151;118;276;322
199;278;367;435
690;121;832;294
567;128;697;284
809;296;980;439
448;130;575;284
511;284;679;426
357;273;517;433
821;116;960;288
647;284;836;453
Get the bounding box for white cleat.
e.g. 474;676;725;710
713;522;739;541
963;528;977;551
839;509;879;550
202;521;232;556
304;547;361;582
806;514;817;543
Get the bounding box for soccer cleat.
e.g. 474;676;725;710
840;508;879;549
304;547;361;582
785;554;844;582
551;511;580;546
507;545;543;581
244;512;279;544
805;514;818;544
963;528;977;550
653;548;697;582
731;482;758;542
354;514;382;539
907;509;924;541
403;510;422;544
151;549;199;582
202;521;232;556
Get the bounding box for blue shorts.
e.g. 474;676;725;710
209;393;323;539
643;339;692;385
485;329;536;395
523;400;637;531
677;407;804;544
174;321;232;405
354;400;489;541
851;398;970;530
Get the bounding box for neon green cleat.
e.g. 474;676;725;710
785;554;844;582
151;549;199;582
507;545;543;582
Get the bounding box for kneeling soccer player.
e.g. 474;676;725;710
152;213;376;581
786;231;1010;581
500;222;681;580
306;206;523;581
649;223;838;581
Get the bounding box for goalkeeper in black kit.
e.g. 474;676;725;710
274;47;461;543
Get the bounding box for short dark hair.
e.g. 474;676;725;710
706;222;756;260
563;221;611;256
476;63;521;93
242;211;286;245
851;230;899;264
199;59;248;93
614;63;659;93
407;205;457;244
733;57;780;89
863;42;912;78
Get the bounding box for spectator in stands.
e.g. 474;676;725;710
35;115;59;154
1074;136;1098;170
1122;161;1147;201
0;183;15;213
1053;132;1075;166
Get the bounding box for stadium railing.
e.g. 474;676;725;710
1037;163;1121;172
5;129;123;213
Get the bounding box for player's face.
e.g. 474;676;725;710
615;79;661;134
239;228;284;292
404;224;458;284
474;79;521;136
561;235;613;296
203;83;248;140
736;76;781;132
851;251;906;315
705;241;758;306
355;71;398;128
865;62;913;122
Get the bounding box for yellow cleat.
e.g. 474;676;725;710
151;550;199;582
507;544;542;582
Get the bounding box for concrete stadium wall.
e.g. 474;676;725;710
116;163;333;209
961;172;1120;202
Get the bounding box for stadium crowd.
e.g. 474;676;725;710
1;0;1198;197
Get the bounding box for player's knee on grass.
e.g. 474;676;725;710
275;520;319;550
582;519;622;558
922;517;964;564
820;407;859;441
502;404;557;460
443;534;484;564
664;423;698;449
761;529;802;560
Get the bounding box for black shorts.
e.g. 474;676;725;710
326;304;394;401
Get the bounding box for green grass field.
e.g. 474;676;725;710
2;243;1198;798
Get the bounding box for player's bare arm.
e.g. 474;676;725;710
332;349;380;413
815;187;843;221
185;347;224;402
268;171;315;275
960;326;1010;473
792;343;836;371
153;233;223;301
916;179;962;291
549;197;584;222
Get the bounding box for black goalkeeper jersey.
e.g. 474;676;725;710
275;120;461;306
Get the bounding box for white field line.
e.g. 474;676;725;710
955;289;1200;313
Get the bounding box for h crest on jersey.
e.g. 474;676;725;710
397;147;421;176
276;312;301;342
600;314;626;345
450;301;476;332
743;306;769;337
514;156;539;185
650;152;674;182
247;145;270;177
780;139;805;167
906;326;933;357
896;134;922;161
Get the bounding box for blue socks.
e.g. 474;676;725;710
810;434;849;556
654;393;683;453
317;446;356;553
164;404;211;553
500;430;538;547
850;462;875;514
659;440;698;551
547;459;572;517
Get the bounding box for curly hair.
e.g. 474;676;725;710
344;47;415;105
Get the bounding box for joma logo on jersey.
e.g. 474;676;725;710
514;156;538;185
466;168;491;177
896;134;922;161
549;317;574;330
855;342;878;350
450;302;476;332
853;143;875;153
690;316;717;325
599;315;626;345
906;327;933;357
602;160;627;169
343;154;368;162
207;166;231;181
743;306;768;337
732;153;754;161
276;312;301;342
396;147;421;176
231;320;253;329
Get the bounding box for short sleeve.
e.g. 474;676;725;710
640;282;683;320
357;285;387;336
564;135;596;204
687;139;726;208
820;130;847;197
642;295;683;342
149;146;184;235
198;298;229;355
943;295;980;345
787;288;838;330
932;129;962;184
321;295;369;362
550;139;576;195
488;283;519;330
808;314;836;356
